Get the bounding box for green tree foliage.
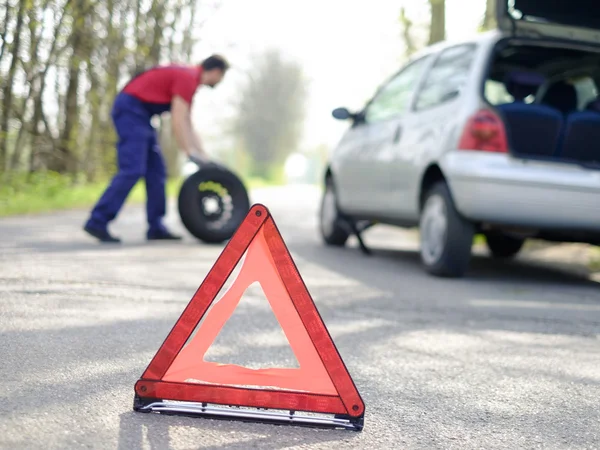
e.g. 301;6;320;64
0;0;221;179
399;7;417;58
398;1;446;60
230;49;308;180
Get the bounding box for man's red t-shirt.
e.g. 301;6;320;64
122;65;203;106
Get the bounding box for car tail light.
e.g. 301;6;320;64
458;109;508;153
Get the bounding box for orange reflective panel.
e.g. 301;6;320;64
162;224;337;395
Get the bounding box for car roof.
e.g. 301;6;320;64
407;30;502;62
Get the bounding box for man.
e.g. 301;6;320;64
83;54;229;243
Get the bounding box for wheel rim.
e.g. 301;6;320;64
320;186;338;237
421;195;448;266
197;181;233;230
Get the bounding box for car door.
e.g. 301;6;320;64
330;120;372;212
497;0;600;45
348;55;434;214
386;43;479;220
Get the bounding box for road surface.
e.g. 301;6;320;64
1;185;599;449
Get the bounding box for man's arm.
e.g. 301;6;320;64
171;95;208;161
190;124;204;155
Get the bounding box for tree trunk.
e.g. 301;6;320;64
428;0;445;46
28;83;44;173
83;64;101;181
0;0;12;65
0;0;26;172
400;7;416;58
181;1;199;59
27;3;68;172
133;0;145;74
98;0;122;176
148;0;165;65
9;0;48;171
482;0;497;31
55;0;86;173
56;63;80;173
167;1;182;59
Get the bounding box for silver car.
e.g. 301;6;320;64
319;0;600;278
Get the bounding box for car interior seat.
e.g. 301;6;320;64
540;81;578;115
558;96;600;164
496;71;564;158
585;98;600;112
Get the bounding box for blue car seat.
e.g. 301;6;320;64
541;81;578;115
558;97;600;164
496;71;564;158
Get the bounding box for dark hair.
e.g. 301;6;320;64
201;54;230;72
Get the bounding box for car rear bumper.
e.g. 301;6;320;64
441;151;600;231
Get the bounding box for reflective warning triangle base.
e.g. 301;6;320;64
133;204;365;431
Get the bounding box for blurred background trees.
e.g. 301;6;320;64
399;0;496;59
0;0;221;180
228;49;307;182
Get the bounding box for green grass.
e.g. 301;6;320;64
590;248;600;272
0;172;280;217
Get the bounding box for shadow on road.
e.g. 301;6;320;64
117;410;359;449
291;239;599;289
2;239;199;254
286;240;600;339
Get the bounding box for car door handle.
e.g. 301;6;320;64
393;126;402;143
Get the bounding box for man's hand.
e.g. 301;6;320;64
188;154;228;173
188;153;209;167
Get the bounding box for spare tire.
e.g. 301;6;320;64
177;164;251;244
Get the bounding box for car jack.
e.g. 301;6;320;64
340;217;374;256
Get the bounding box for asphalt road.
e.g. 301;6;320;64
1;185;599;450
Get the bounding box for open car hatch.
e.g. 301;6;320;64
497;0;600;45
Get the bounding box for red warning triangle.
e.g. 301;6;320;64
134;204;365;429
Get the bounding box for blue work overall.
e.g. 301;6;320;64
87;93;171;235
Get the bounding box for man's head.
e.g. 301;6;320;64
200;54;229;88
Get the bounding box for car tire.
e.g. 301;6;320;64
419;181;475;278
485;233;525;259
178;167;250;244
319;177;350;247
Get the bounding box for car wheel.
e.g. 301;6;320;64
485;233;525;259
319;178;350;246
419;182;475;278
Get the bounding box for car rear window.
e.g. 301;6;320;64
485;77;599;110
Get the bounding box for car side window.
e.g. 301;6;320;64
364;56;432;124
414;44;477;111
